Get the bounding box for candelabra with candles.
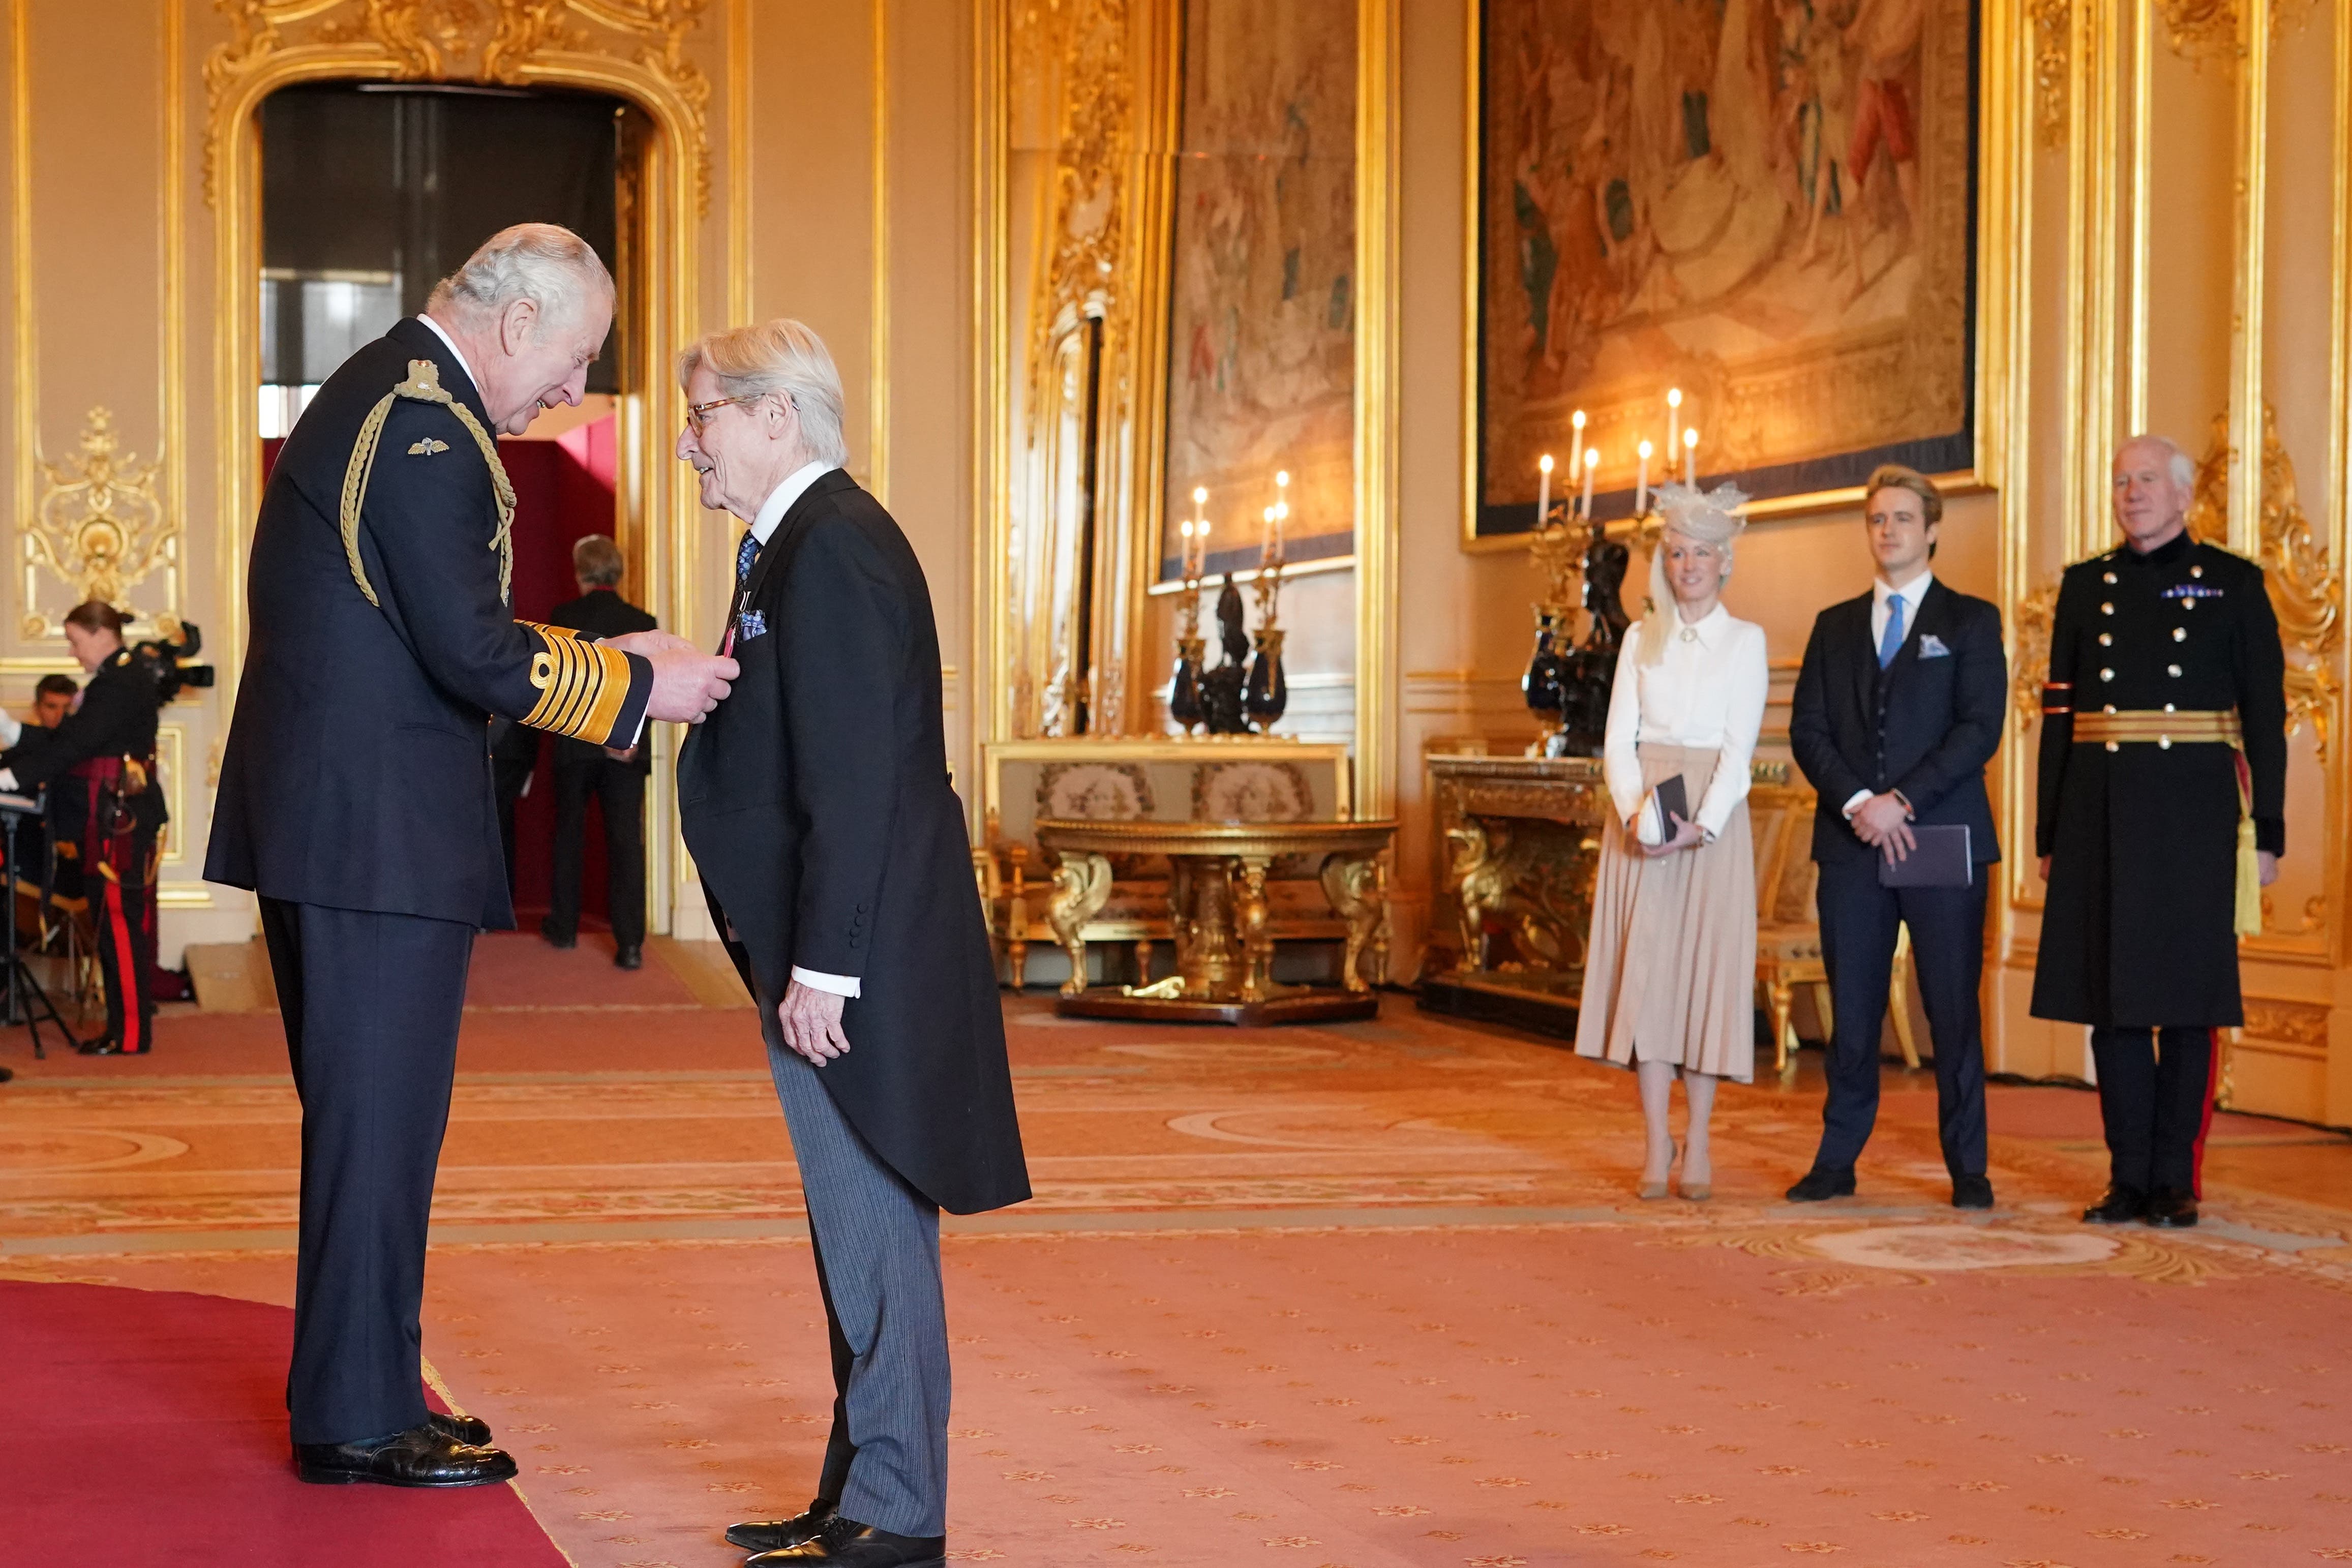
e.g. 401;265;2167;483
1170;472;1291;735
1521;390;1701;756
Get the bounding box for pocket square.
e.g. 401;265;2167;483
735;609;768;641
1917;634;1951;658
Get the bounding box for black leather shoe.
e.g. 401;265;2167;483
1951;1174;1995;1210
74;1034;143;1056
293;1422;518;1487
1785;1166;1856;1202
744;1514;945;1566
2082;1185;2148;1224
428;1409;492;1446
728;1498;837;1553
614;944;643;971
539;919;576;951
2145;1187;2200;1227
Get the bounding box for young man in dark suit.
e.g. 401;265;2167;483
205;225;736;1486
541;533;658;966
1787;465;2007;1208
673;319;1028;1568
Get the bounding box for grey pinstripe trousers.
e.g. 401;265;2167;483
764;1019;951;1537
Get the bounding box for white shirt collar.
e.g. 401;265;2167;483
1668;602;1732;650
416;313;479;397
1874;565;1935;609
750;460;836;545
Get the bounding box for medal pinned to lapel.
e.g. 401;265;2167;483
406;436;450;457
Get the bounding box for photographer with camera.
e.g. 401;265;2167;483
0;601;169;1054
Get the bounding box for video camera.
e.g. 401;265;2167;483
131;619;215;703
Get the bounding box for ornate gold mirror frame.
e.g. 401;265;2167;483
202;0;709;933
974;0;1400;816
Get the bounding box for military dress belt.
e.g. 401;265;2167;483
2070;708;2243;752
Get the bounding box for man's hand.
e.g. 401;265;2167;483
642;648;739;723
2039;855;2051;882
602;745;640;764
600;629;697;658
1641;812;1705;858
777;980;850;1067
2259;849;2280;887
1852;792;1916;862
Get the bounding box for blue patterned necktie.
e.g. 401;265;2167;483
736;531;759;587
1877;592;1907;670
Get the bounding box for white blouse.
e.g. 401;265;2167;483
1602;605;1770;837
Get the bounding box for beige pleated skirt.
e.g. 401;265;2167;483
1574;743;1757;1083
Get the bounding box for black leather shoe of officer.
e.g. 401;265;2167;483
727;1498;837;1553
293;1421;518;1487
743;1513;945;1566
1951;1174;1995;1210
2082;1184;2148;1224
614;944;643;971
2144;1187;2200;1227
1785;1166;1856;1202
428;1409;492;1446
538;917;576;951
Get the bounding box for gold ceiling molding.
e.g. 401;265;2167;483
21;408;179;639
202;0;713;213
2028;0;2070;147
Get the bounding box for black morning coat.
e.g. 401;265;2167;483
1789;578;2006;869
549;588;658;772
3;647;169;841
2031;533;2287;1029
205;317;654;929
677;470;1031;1217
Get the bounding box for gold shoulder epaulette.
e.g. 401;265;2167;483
519;623;633;744
338;357;518;607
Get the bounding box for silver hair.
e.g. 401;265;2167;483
677;318;850;469
2119;432;2196;492
426;223;613;331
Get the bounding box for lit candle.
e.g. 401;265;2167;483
1197;519;1211;577
1581;446;1598;521
1261;505;1275;565
1273;499;1288;558
1536;453;1554;530
1637;439;1653;515
1682;427;1698;487
1191;486;1209;576
1666;387;1682;461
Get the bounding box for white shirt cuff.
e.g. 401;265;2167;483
0;767;16;792
1841;789;1873;820
0;713;19;747
792;966;862;998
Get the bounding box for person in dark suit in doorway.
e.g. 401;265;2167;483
1786;465;2006;1209
205;224;737;1488
540;533;657;967
673;318;1028;1568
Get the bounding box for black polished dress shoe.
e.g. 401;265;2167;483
2082;1184;2148;1224
428;1409;492;1446
538;918;577;951
293;1421;518;1487
614;944;643;971
727;1498;837;1553
744;1514;945;1566
1951;1174;1995;1210
75;1034;141;1056
1785;1166;1856;1202
2144;1187;2200;1227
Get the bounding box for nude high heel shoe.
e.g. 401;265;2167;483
1639;1139;1677;1201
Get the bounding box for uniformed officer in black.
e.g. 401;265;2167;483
541;533;658;966
2033;435;2286;1230
0;600;167;1054
206;225;737;1487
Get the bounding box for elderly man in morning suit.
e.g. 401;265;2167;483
673;319;1028;1568
2033;435;2286;1230
207;224;737;1486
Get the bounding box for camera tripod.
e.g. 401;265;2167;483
1;791;83;1064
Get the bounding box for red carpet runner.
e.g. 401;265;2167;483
0;1281;568;1568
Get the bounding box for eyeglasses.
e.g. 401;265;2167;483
685;393;766;434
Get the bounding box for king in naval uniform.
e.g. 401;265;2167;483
206;224;736;1487
2032;435;2286;1230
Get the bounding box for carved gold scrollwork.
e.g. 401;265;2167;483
204;0;713;213
2247;403;2340;759
22;408;177;638
2160;0;2239;59
2011;581;2060;728
2028;0;2070;147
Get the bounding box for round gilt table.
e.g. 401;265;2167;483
1033;817;1397;1025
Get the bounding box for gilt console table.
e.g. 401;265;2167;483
1035;816;1397;1025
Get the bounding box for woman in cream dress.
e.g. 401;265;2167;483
1575;484;1769;1200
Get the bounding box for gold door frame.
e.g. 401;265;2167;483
974;0;1400;813
204;12;706;934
